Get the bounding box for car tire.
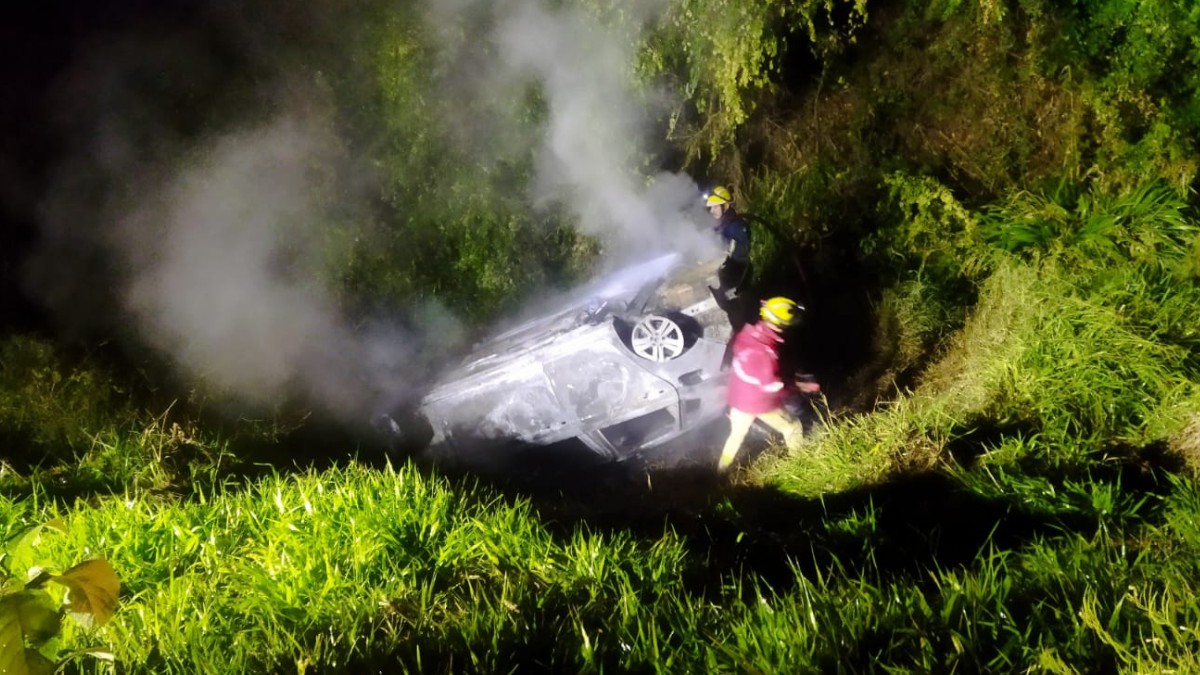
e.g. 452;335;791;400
630;314;687;362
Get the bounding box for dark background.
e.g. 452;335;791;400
1;1;199;333
0;0;343;336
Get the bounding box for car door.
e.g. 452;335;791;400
544;342;681;453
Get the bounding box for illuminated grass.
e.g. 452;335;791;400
3;463;704;672
0;456;1197;673
758;244;1200;496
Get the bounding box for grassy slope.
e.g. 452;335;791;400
2;436;1200;672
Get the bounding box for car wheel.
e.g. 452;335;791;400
630;315;686;362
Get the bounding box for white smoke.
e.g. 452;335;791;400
26;0;720;426
122;119;344;412
423;0;722;266
25;14;452;423
106;114;447;419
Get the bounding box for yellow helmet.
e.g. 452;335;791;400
760;296;803;327
704;185;732;207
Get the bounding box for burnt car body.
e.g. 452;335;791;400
416;254;734;459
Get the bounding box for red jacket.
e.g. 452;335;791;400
726;321;787;414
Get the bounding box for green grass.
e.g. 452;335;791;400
758;180;1200;491
730;174;1200;671
3;455;1200;673
3;463;698;672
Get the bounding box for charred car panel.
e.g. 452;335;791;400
417;254;732;458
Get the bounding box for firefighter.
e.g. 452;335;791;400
718;296;820;472
703;185;751;295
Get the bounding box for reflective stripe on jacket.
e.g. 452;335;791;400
726;321;786;415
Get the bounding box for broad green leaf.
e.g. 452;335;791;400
2;527;61;586
50;560;120;629
10;592;60;646
3;520;70;591
0;597;31;675
0;591;63;660
23;648;53;675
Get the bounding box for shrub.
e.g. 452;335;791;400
0;336;134;458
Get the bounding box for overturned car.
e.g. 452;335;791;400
409;254;735;459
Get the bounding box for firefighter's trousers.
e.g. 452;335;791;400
718;408;803;471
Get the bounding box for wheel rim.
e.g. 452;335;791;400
631;315;685;362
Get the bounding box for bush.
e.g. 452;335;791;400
0;336;134;458
638;0;868;162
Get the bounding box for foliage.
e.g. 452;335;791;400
319;7;600;325
0;452;1197;672
983;182;1198;273
891;0;1200;196
303;0;1200;326
0;521;120;674
695;0;1200;270
763;172;1200;492
1061;0;1200;191
837;274;966;410
8;0;1200;671
0;337;135;456
0;335;240;496
869;173;992;282
0;464;703;672
638;0;868;162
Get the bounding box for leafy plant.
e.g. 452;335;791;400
0;521;120;674
984;182;1197;274
0;336;135;458
870;173;992;283
649;0;868;162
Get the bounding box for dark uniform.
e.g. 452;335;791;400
713;207;751;293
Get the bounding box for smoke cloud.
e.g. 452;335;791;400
24;0;720;425
24;5;447;422
423;0;720;265
36;106;444;419
117;117;427;419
